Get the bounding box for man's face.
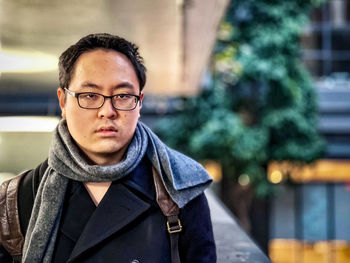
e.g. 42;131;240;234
57;49;143;165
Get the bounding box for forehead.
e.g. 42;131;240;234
71;49;139;90
74;49;133;73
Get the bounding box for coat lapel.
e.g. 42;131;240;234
67;183;150;262
59;181;96;243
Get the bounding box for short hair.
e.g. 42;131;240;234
58;33;147;91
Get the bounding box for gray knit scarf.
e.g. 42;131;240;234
21;119;212;262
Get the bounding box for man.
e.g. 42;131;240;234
0;33;216;262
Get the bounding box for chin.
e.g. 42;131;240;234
96;144;125;154
95;147;121;155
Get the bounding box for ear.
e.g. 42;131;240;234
138;93;144;118
139;93;144;108
57;88;67;118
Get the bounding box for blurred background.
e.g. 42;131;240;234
1;0;350;262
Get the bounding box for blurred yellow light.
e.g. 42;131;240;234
238;174;250;186
269;170;283;184
0;49;57;73
203;160;222;182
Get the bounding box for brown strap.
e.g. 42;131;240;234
0;172;26;257
167;215;182;263
152;167;181;263
152;167;179;217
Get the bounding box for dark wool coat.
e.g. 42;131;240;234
0;157;216;263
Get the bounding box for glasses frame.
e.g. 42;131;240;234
64;88;141;111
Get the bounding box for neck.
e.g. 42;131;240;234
83;151;126;165
84;181;112;206
78;146;128;165
76;140;131;166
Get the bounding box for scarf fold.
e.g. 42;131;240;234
22;119;212;262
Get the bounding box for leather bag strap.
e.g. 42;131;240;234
152;167;181;263
0;171;27;258
167;215;182;263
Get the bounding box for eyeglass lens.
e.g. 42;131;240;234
78;93;137;110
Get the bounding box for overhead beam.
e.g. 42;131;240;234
0;0;229;96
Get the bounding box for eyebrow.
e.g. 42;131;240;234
80;82;136;91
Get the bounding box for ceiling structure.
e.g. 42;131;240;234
0;0;229;96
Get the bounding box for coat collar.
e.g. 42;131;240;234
66;183;150;262
122;155;156;201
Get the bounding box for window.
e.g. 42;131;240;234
301;0;350;77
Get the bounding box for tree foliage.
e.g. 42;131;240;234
156;0;326;197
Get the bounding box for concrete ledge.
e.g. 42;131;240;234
206;190;271;263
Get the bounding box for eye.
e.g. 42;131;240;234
81;93;100;100
116;94;132;100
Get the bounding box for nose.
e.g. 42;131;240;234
97;97;117;119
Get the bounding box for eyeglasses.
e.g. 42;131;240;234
64;88;141;111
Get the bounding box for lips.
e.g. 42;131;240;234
95;125;119;136
97;126;117;132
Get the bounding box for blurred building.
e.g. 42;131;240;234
269;1;350;262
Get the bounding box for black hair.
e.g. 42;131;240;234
58;33;146;91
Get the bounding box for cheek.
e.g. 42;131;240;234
120;112;139;135
66;109;91;138
121;111;139;124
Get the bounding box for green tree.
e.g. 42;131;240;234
156;0;326;231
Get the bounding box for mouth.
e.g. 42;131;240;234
96;126;118;136
97;126;117;132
